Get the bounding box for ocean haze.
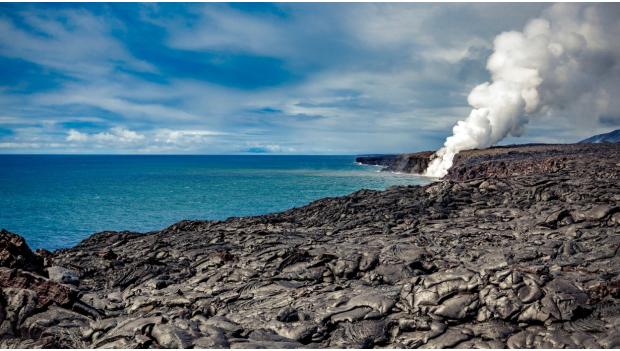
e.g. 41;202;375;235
0;155;429;250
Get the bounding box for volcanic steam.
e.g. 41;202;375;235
425;4;620;177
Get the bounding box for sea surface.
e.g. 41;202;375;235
0;155;430;250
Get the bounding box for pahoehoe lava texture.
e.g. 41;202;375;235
1;143;620;348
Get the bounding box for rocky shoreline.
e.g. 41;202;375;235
1;143;620;348
356;143;619;181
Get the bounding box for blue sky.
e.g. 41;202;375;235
0;3;611;154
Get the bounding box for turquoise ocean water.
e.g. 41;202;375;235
0;155;430;250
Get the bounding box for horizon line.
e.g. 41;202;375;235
0;153;378;157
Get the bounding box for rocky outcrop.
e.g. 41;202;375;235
356;151;433;174
447;143;620;181
0;229;43;273
1;143;619;348
357;143;620;182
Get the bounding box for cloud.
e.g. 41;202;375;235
599;114;620;127
0;7;154;78
36;84;204;123
66;127;145;144
66;129;89;142
0;3;617;155
153;129;226;145
167;5;288;57
0;142;42;149
62;126;230;153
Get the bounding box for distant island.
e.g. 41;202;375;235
1;141;619;348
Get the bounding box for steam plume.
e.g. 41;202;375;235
425;4;620;178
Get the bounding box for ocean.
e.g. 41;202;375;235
0;155;430;250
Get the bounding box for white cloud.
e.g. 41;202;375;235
66;129;88;142
66;127;145;144
0;8;154;78
1;3;617;155
0;142;42;149
61;127;233;153
168;6;288;56
154;129;226;145
35;83;204;123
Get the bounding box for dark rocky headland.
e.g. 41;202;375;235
1;143;620;348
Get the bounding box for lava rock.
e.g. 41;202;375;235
0;229;43;273
3;143;620;348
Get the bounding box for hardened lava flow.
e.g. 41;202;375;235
1;143;619;348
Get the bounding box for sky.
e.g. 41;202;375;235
0;3;616;154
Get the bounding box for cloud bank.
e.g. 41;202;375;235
0;3;617;154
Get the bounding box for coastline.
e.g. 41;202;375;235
1;155;428;251
1;143;619;348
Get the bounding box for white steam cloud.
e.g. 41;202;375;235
425;4;620;178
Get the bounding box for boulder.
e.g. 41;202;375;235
0;230;43;273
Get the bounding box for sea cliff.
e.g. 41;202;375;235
1;143;619;348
